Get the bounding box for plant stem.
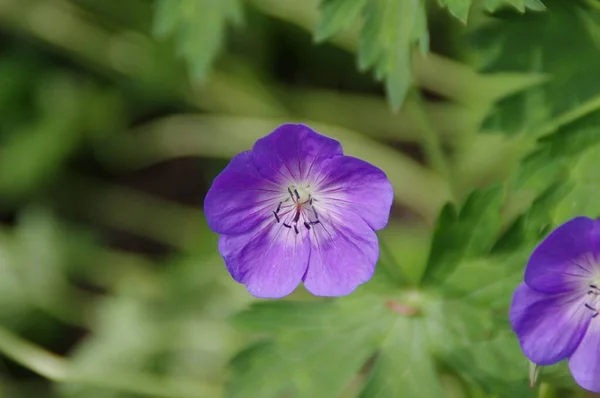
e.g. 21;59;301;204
409;90;457;202
0;325;221;397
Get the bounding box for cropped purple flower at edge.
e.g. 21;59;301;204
203;124;393;298
510;217;600;393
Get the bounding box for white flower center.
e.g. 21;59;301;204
271;184;320;234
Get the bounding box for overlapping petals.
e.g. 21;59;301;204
525;217;599;294
510;283;590;365
510;216;600;393
204;124;393;298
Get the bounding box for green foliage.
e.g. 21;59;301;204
421;186;505;285
438;0;546;23
1;0;600;397
316;0;429;111
153;0;242;81
229;290;508;398
471;0;600;135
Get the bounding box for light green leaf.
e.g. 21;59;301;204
315;0;429;111
359;318;444;398
445;332;535;398
314;0;369;42
554;142;600;222
230;295;397;398
421;185;505;285
439;0;471;24
153;0;242;81
471;1;596;136
483;0;544;12
230;291;498;398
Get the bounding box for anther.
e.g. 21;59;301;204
294;225;299;234
275;202;282;213
313;208;319;220
283;223;292;229
293;211;300;223
273;211;280;223
294;189;300;200
304;222;310;230
288;188;295;201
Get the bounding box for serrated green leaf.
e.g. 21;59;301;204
439;0;471;24
359;318;444;398
229;295;397;398
421;186;505;285
314;0;368;42
512;109;600;197
153;0;242;81
446;332;536;398
524;0;546;11
356;0;429;111
483;0;544;12
507;0;526;12
555;142;600;222
472;1;596;135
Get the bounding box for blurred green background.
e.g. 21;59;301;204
1;0;600;397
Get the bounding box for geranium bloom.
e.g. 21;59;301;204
510;217;600;392
204;124;393;298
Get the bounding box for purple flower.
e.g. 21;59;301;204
204;124;393;298
510;217;600;392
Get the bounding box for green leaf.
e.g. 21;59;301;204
421;186;505;285
230;290;499;398
315;0;429;111
439;0;471;24
483;0;545;12
555;142;600;222
229;295;397;398
512;109;600;202
359;318;444;398
445;332;536;398
314;0;369;42
471;1;596;135
153;0;242;81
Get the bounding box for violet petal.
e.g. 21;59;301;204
302;209;378;296
252;124;343;183
510;283;590;365
204;151;282;235
568;318;600;393
314;155;393;231
218;221;310;298
525;217;597;294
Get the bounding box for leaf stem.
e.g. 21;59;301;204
533;94;600;139
409;90;457;202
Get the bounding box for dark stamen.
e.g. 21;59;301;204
594;312;599;318
275;202;282;213
294;189;300;200
591;285;598;289
273;211;280;223
294;225;299;234
283;223;292;229
293;211;300;223
288;187;295;201
586;303;596;311
304;222;311;230
310;220;320;225
313;208;319;220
